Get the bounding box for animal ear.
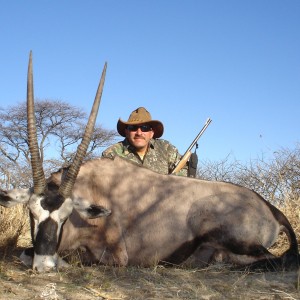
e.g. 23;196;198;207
0;188;32;208
78;204;112;219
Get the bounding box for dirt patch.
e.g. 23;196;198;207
0;250;299;300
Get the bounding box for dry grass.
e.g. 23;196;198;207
0;198;300;299
0;205;31;248
0;258;299;299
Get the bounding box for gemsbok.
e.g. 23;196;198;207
0;53;299;272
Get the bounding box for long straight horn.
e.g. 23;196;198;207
27;51;47;195
58;62;107;199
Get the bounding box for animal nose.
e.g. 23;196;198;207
33;255;57;273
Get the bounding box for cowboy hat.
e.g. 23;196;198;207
117;107;164;138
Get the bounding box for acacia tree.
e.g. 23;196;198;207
0;99;118;189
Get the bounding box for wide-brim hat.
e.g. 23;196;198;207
117;107;164;138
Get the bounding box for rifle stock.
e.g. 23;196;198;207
171;151;192;174
171;118;212;175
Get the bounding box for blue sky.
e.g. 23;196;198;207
1;1;299;163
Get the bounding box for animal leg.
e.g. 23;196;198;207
104;220;128;266
211;249;277;266
182;245;218;268
77;245;124;266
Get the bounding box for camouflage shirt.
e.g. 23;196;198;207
102;138;188;176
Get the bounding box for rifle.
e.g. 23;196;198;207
171;118;212;175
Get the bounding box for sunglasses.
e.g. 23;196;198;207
126;125;153;132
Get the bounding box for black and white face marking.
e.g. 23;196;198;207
1;187;111;272
28;192;74;272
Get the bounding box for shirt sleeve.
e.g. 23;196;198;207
102;143;123;159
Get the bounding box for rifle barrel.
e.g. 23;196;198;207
184;118;212;154
171;118;212;174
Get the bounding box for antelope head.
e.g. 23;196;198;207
0;52;111;272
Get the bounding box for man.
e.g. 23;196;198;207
102;107;188;176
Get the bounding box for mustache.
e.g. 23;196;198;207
133;134;145;139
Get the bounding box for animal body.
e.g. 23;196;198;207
49;156;300;270
0;52;299;272
2;155;299;271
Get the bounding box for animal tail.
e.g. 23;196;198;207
236;250;299;272
272;203;299;270
244;205;299;272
